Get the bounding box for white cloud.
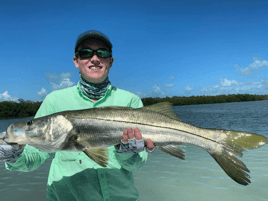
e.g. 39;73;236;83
184;85;194;95
152;85;165;95
165;83;174;88
45;72;75;91
134;85;168;98
165;76;175;88
51;77;74;91
200;78;268;95
235;57;268;76
37;88;48;97
219;78;238;86
0;91;18;102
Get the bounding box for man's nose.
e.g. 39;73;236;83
92;52;100;59
90;53;100;63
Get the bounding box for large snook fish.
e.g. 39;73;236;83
0;102;267;185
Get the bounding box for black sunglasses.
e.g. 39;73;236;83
76;48;111;59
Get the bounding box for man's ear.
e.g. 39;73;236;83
73;56;79;68
109;56;114;68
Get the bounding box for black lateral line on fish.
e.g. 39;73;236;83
72;117;218;144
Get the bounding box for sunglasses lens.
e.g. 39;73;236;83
97;50;110;58
78;50;93;58
77;49;110;58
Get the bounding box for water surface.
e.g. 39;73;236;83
0;101;268;200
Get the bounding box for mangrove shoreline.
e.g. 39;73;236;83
0;94;268;120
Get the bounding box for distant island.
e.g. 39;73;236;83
0;94;267;119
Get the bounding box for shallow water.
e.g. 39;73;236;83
134;100;268;201
0;100;268;200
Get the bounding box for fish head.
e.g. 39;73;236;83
4;117;51;145
4;114;74;152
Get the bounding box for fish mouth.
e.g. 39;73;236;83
4;124;14;142
4;124;25;144
1;125;16;144
0;131;9;145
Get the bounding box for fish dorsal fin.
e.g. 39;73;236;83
143;102;181;121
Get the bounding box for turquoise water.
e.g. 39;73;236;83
0;100;268;201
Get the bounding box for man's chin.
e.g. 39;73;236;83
84;76;108;84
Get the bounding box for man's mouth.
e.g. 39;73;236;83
89;66;102;70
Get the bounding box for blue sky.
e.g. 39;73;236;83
1;0;268;102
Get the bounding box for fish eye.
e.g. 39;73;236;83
27;120;33;126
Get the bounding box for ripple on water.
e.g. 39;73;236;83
0;177;12;181
17;188;34;192
7;183;22;187
0;188;8;192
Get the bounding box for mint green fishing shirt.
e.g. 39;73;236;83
5;84;148;201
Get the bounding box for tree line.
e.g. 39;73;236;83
0;94;267;119
0;99;42;119
142;93;268;106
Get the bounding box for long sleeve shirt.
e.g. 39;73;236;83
5;84;148;201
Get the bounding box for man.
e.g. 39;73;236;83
1;30;154;201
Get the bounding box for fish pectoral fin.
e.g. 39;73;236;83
209;149;251;186
83;147;109;168
158;145;185;160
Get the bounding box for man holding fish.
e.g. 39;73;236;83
1;30;268;201
0;30;154;201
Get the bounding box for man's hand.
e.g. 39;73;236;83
0;144;25;163
115;127;155;153
123;127;154;151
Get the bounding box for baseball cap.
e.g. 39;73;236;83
74;30;113;54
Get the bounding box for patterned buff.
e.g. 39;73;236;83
77;73;111;100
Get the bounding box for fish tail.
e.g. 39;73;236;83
208;148;251;185
208;130;268;185
224;130;268;154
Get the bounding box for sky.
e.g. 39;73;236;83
1;0;268;102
